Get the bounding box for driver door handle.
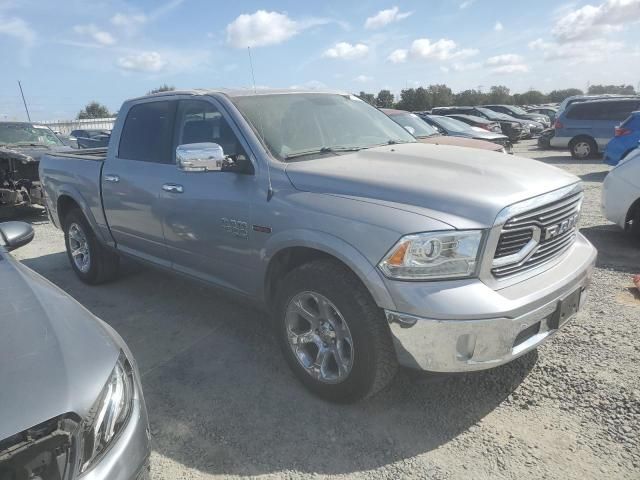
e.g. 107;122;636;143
162;183;184;194
103;174;120;183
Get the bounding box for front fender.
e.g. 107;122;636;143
261;228;397;311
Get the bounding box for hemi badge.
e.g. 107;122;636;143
252;225;272;234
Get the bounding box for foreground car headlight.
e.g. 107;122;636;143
79;352;134;473
379;230;484;280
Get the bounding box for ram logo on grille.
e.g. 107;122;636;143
543;212;579;241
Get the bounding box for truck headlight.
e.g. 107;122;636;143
79;352;134;473
378;230;484;280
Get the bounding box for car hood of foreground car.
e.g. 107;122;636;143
0;253;119;440
285;142;579;228
417;135;502;151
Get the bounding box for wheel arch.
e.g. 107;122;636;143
625;196;640;230
55;188;104;242
262;231;396;313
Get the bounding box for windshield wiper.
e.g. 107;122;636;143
10;142;46;147
284;146;362;160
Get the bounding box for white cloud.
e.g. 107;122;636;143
460;0;476;9
111;12;147;29
226;10;326;48
73;24;116;46
117;51;166;72
387;48;408;63
0;15;35;47
364;6;413;29
529;36;622;63
491;64;529;74
323;42;369;59
552;0;640;42
452;61;482;71
388;38;478;63
485;53;528;73
354;74;373;82
485;53;523;66
440;66;450;73
494;21;503;31
289;80;327;90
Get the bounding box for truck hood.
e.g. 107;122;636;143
285;143;579;228
0;253;119;440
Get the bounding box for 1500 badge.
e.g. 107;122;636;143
221;218;249;239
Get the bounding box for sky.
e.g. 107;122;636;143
1;0;639;121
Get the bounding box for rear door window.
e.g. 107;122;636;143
601;101;639;121
118;101;176;163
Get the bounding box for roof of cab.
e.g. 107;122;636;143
127;88;349;103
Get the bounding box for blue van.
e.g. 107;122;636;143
551;98;640;159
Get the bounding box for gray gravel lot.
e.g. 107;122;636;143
12;140;640;479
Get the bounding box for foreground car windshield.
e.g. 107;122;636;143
389;113;438;138
0;124;63;146
232;93;415;160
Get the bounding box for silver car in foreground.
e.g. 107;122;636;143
0;222;150;479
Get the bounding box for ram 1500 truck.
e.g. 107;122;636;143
40;90;597;402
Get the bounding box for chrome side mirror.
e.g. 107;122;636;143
176;142;225;172
0;221;34;251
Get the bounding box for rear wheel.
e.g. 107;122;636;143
63;208;119;284
570;137;597;159
274;259;397;402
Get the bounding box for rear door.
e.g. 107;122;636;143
101;100;177;267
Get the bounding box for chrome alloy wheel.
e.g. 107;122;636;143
285;291;354;384
68;223;91;273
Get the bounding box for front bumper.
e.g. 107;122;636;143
384;234;597;372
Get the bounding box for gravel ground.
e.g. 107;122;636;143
12;140;640;479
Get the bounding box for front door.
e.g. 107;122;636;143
159;98;261;295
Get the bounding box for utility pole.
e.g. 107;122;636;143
18;80;31;122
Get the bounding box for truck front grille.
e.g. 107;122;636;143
492;191;583;278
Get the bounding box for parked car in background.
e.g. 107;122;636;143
414;113;511;152
527;107;558;124
558;94;639;115
0;122;72;217
0;221;150;479
552;98;640;159
70;129;111;149
41;89;596;402
432;106;526;142
440;113;503;133
603;111;640;166
383;109;508;153
484;104;550;129
602;148;640;238
537;128;556;149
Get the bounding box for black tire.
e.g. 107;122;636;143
629;203;640;240
63;208;119;284
570;136;597;159
273;259;397;403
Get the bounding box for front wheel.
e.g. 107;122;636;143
63;209;120;284
274;259;398;403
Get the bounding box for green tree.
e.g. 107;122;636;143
147;84;175;95
77;102;111;119
546;88;583;103
396;87;431;111
518;90;546;105
427;84;454;108
453;89;485;106
587;84;635;95
356;91;376;105
486;85;512;105
376;89;395;108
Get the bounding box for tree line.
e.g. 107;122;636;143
356;84;637;112
75;83;636;119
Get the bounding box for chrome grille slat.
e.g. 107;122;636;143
492;191;582;278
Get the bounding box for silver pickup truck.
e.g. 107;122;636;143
40;89;597;402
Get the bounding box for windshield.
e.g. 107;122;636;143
507;105;528;115
430;115;473;133
476;107;513;121
0;124;63;146
388;112;438;138
232;93;415;160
